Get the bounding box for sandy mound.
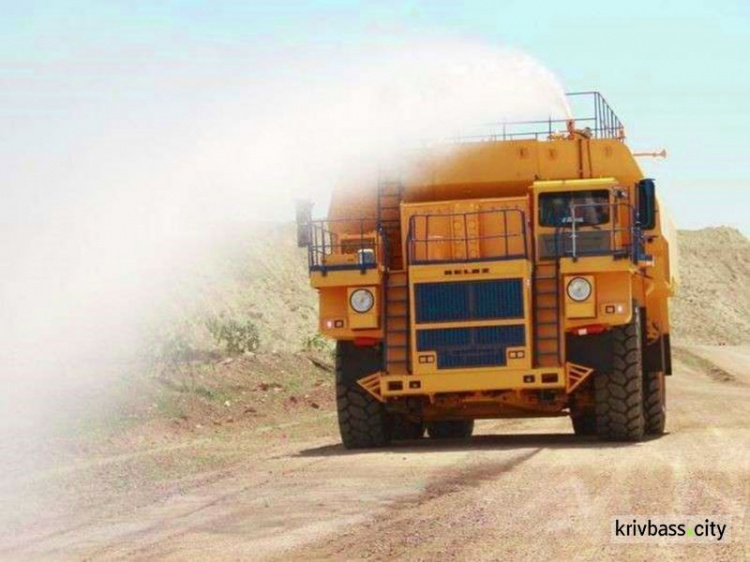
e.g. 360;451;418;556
672;227;750;345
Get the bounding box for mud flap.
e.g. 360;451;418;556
566;331;613;374
645;334;672;376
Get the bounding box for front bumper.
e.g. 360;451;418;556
359;362;593;400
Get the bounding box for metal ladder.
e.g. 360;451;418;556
377;178;410;374
383;270;410;375
532;257;562;367
377;179;404;271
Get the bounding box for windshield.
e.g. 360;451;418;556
539;190;610;227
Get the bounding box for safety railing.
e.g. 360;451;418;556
549;201;646;263
307;218;380;273
407;208;529;265
447;91;625;144
567;91;625;140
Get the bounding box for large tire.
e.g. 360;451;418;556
427;420;474;439
595;306;645;441
336;341;390;449
571;412;596;436
643;370;666;435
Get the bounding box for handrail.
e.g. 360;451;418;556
445;92;625;144
379;223;389;372
407;208;528;265
567;91;624;140
563;201;641;262
307;217;379;273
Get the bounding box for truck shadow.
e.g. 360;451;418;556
295;432;669;457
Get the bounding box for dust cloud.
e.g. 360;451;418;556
0;38;569;433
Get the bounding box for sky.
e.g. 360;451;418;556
2;0;749;232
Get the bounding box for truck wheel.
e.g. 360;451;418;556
390;415;425;440
643;370;666;434
571;412;596;435
427;420;474;439
595;306;645;441
336;341;390;449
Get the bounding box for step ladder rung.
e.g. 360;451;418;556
385;265;410;368
533;258;561;368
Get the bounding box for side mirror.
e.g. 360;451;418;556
637;179;656;230
295;199;313;248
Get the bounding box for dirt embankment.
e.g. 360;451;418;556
672;227;750;345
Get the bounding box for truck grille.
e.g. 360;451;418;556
416;325;525;369
414;279;524;323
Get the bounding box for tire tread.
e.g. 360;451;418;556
595;306;645;441
336;342;390;449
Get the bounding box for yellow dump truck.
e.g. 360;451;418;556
297;92;677;447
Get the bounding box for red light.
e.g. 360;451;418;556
354;337;379;347
570;324;607;336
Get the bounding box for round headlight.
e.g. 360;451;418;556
567;277;592;302
350;289;375;313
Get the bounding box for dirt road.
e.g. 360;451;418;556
2;346;748;560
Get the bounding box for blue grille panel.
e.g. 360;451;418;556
416;327;471;348
415;279;523;324
414;283;470;323
474;280;523;319
417;325;525;369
